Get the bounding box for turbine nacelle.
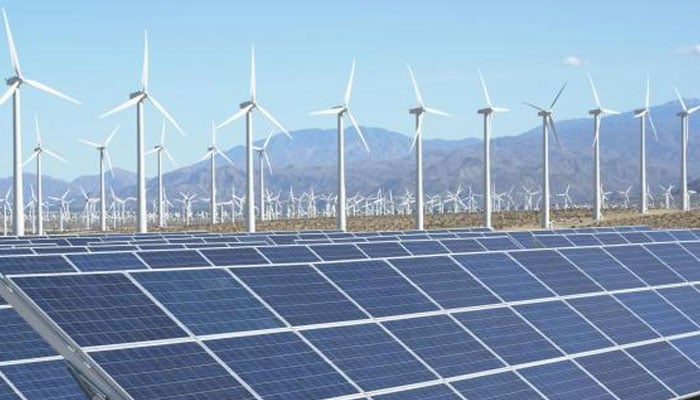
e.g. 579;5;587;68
5;76;19;85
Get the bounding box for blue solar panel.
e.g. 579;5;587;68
383;315;503;377
454;253;554;301
657;286;700;325
452;372;542;400
13;273;187;347
133;269;284;335
0;378;19;399
0;255;74;275
67;252;147;272
0;248;33;256
564;234;602;247
33;247;88;255
615;290;697;336
671;335;700;366
90;342;256;400
357;242;409;258
605;245;683;285
567;295;658;345
559;248;645;290
232;265;366;325
509;250;602;295
137;249;210;269
374;385;461;400
401;240;449;256
1;360;86;400
206;332;357;400
389;256;499;308
476;237;521;251
201;248;268;266
88;245;138;252
439;238;485;253
627;341;700;396
454;308;562;365
303;323;436;391
531;235;574;248
644;231;676;242
257;245;320;264
644;243;700;281
669;229;697;241
520;361;614;400
577;351;673;400
0;308;56;362
138;244;185;251
620;232;652;244
309;244;367;261
593;233;628;245
515;301;613;354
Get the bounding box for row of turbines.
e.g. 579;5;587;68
0;10;693;236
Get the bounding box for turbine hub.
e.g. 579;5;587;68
5;76;19;86
239;100;254;109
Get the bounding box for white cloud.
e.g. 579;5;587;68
677;44;700;56
560;56;585;67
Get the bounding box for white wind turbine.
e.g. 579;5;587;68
24;116;67;235
253;130;274;221
406;64;449;230
633;78;658;214
48;189;70;233
146;120;179;228
216;47;291;233
524;83;566;228
100;30;185;233
477;70;508;228
1;10;80;235
674;87;700;211
199;122;234;225
79;125;119;232
310;60;370;231
588;75;620;221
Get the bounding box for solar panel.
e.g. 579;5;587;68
383;315;503;377
656;286;700;325
577;350;673;400
643;231;676;242
133;269;284;335
302;323;436;391
0;248;33;256
0;308;57;362
519;360;614;400
389;256;499;308
620;232;652;244
439;238;485;253
615;290;698;336
89;342;256;400
12;273;188;347
558;247;645;290
0;378;20;399
0;255;75;275
67;252;147;272
1;360;86;400
668;229;697;241
401;240;449;256
206;332;358;400
627;341;700;396
593;233;628;245
476;236;521;251
530;235;574;248
33;247;88;255
454;308;562;365
318;260;437;317
509;250;602;295
671;335;700;367
137;249;210;269
374;385;460;400
201;248;268;266
644;243;700;281
232;265;367;325
563;234;602;247
357;242;409;258
605;246;683;285
257;245;320;264
309;244;367;261
451;372;542;400
453;253;553;301
567;295;658;345
515;300;613;354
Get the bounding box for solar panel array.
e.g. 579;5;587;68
2;225;700;399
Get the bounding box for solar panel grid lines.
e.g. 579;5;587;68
0;371;23;400
518;360;617;400
1;359;88;400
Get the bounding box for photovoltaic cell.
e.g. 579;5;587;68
627;341;700;396
454;308;562;365
669;230;697;241
357;242;409;258
520;361;614;400
389;256;499;308
12;273;187;347
452;372;542;400
530;235;574;248
257;245;320;264
401;240;449;256
90;342;256;400
0;378;19;400
671;335;700;367
310;244;367;261
439;238;485;253
644;243;700;281
133;269;284;335
374;385;461;400
476;237;521;251
559;248;645;291
577;350;673;400
0;255;74;275
137;249;210;269
605;245;683;285
303;323;436;391
593;233;627;245
0;308;56;362
201;248;268;266
232;265;367;326
564;234;602;247
620;232;652;244
509;250;602;295
454;253;554;302
615;290;697;336
657;286;700;325
644;231;676;243
67;252;147;272
1;360;86;400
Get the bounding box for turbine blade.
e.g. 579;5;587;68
43;148;67;163
645;76;650;109
34;115;41;145
145;147;159;155
647;112;659;141
2;9;20;76
104;150;115;179
160;119;166;144
217;149;235;166
548;116;563;150
550;82;567;109
410;115;423;151
588;74;601;108
601;108;620;115
478;69;492;107
164;147;178;167
689;104;700;115
148;95;185;135
263;129;274;148
78;139;100;148
407;63;423;106
344;59;355;106
105;124;120;145
142;29;149;91
0;81;18;107
523;102;545;112
23;79;81;105
346;111;369;152
100;94;143;118
675;86;688;112
256;103;291;138
424;106;450;117
310;107;343;116
592;117;601;147
264;152;273;175
23;151;37;167
198;150;213;163
216;104;253;130
250;45;256;101
492;107;510;113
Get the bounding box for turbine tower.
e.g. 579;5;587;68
101;30;185;233
588;75;620;221
310;60;370;231
146;120;178;228
24;116;67;235
674;87;700;211
477;70;508;229
1;9;80;235
406;64;449;230
216;47;291;233
79;125;119;232
199;122;234;225
524;83;566;229
633;78;658;214
253;130;274;222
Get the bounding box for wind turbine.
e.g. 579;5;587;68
48;189;70;232
24;116;67;235
100;30;185;233
215;47;291;233
477;70;508;229
405;64;449;230
79;125;119;232
1;10;80;235
310;60;370;231
146;120;178;228
674;87;700;211
199;122;234;225
254;130;274;221
633;78;658;214
588;75;620;221
524;83;566;228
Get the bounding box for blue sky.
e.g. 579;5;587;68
1;0;699;179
